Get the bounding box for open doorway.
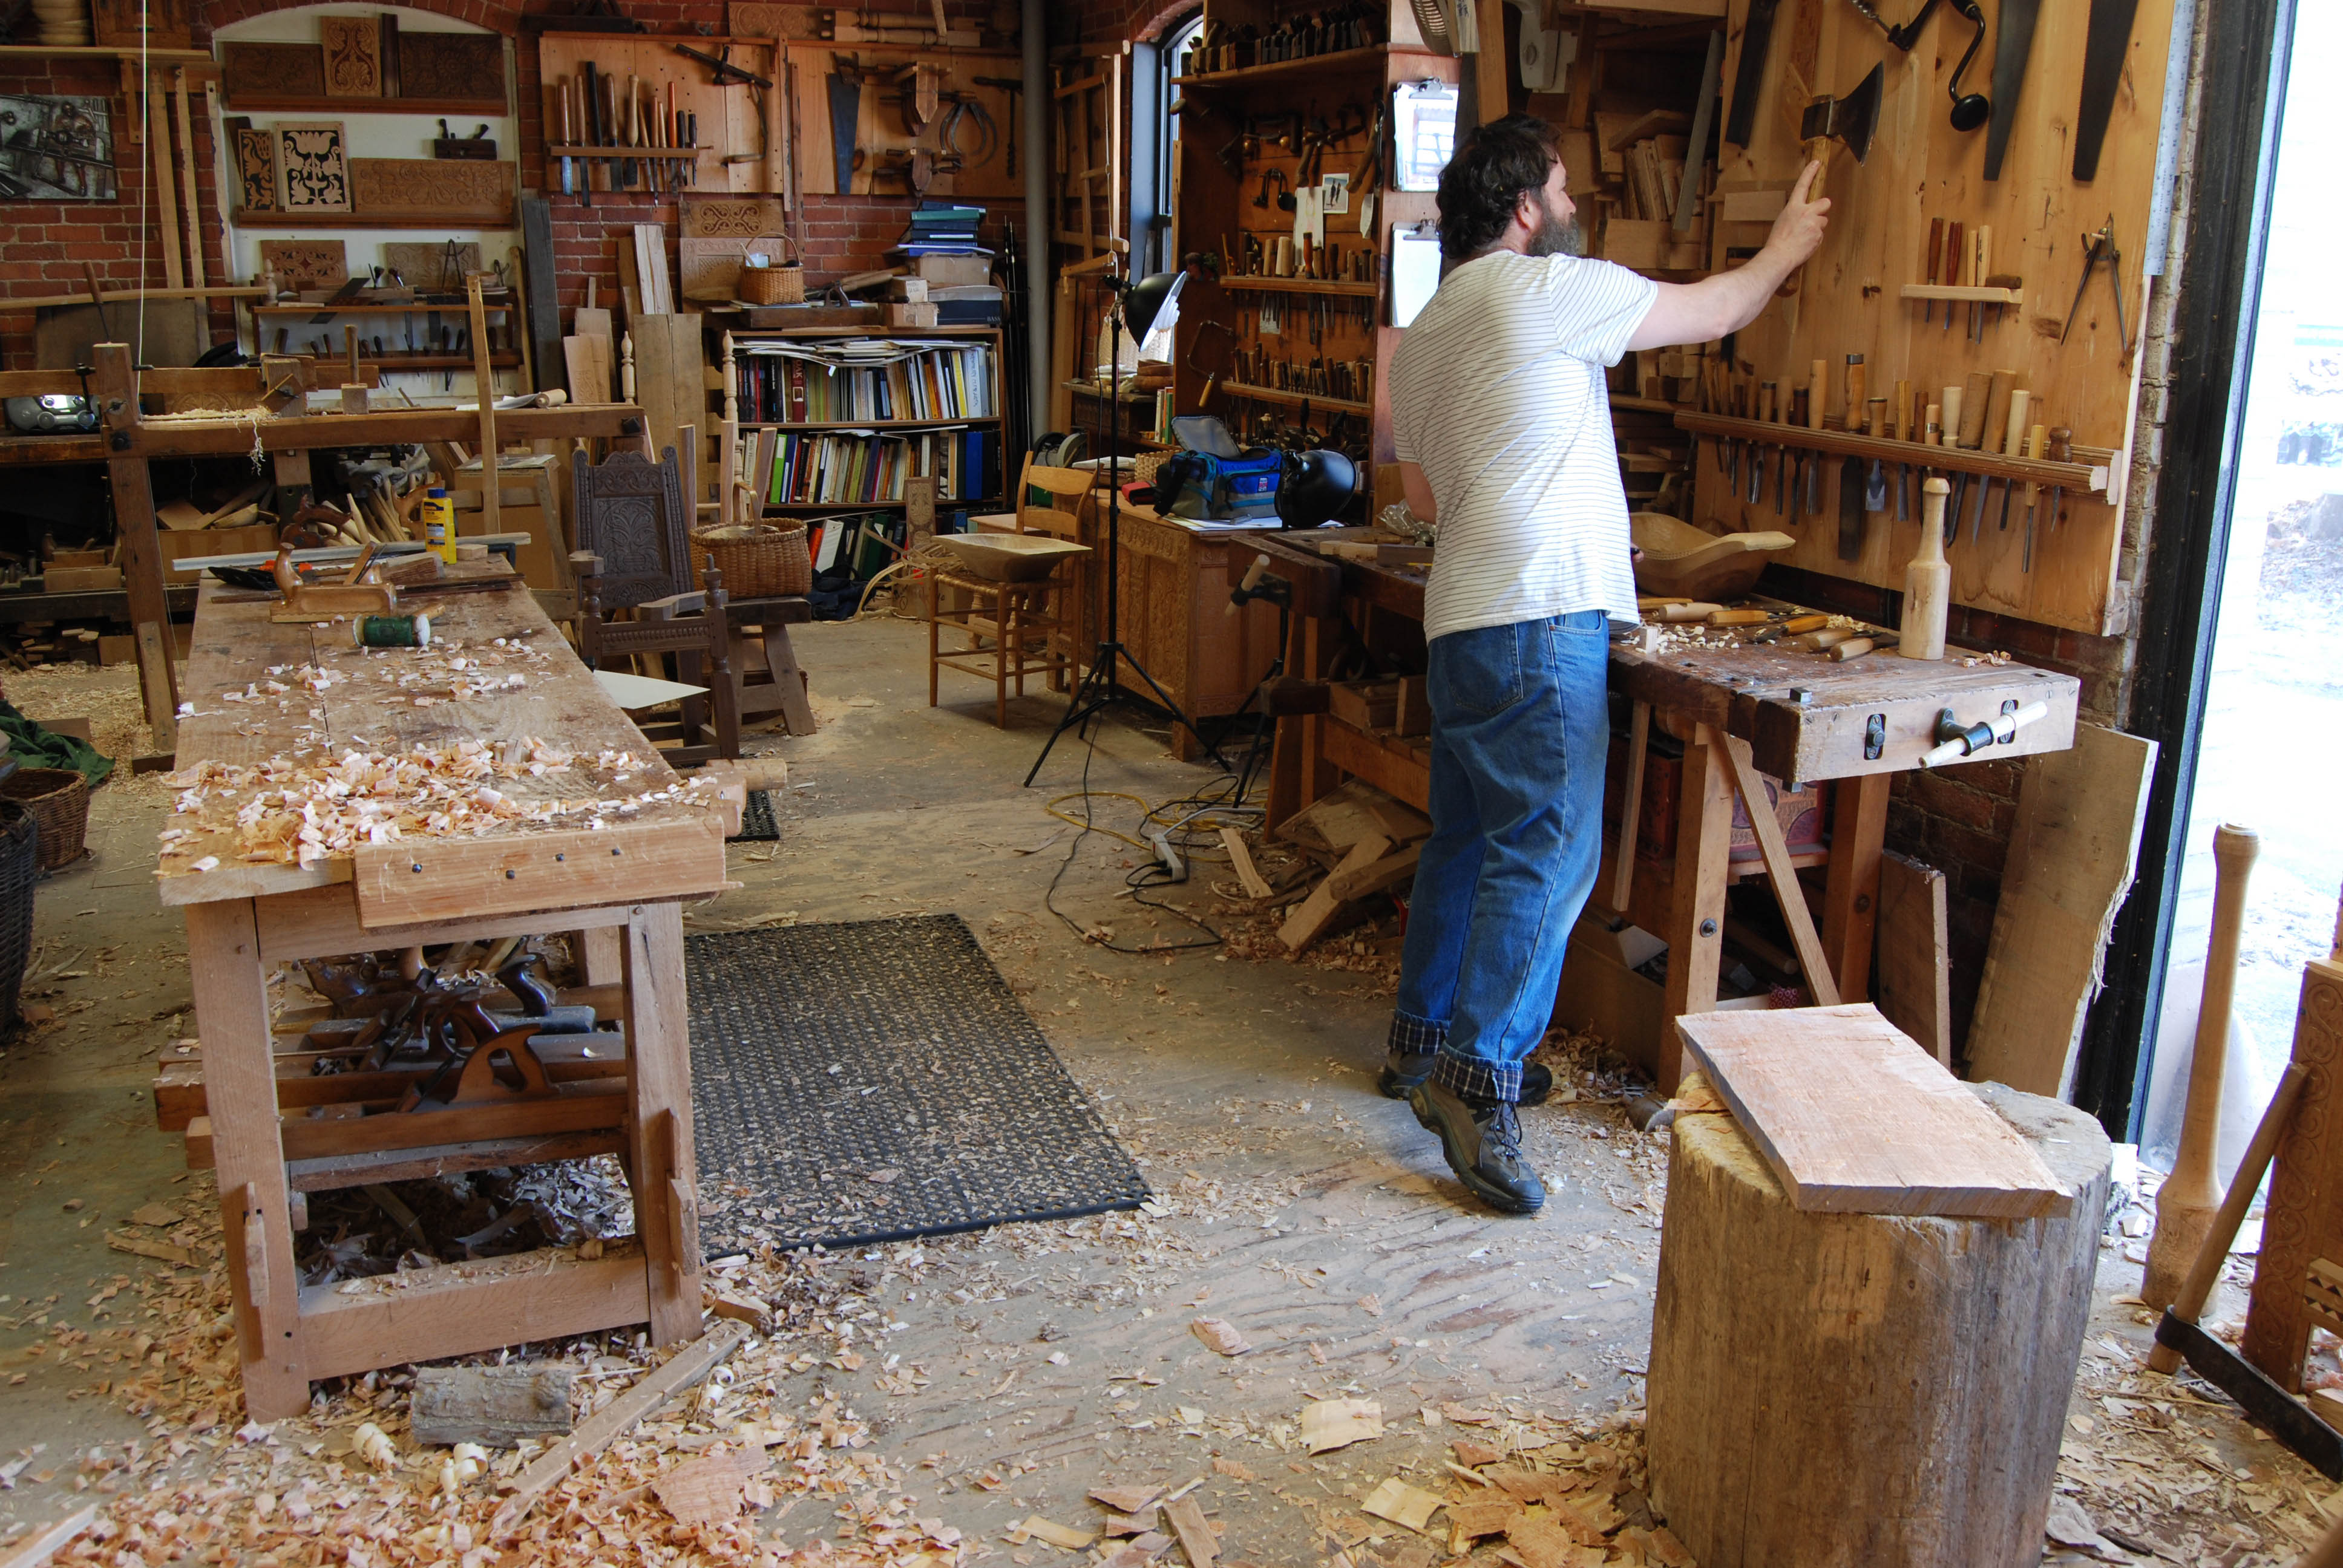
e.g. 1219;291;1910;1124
2139;2;2338;1174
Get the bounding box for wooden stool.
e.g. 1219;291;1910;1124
1647;1071;2109;1567
926;567;1069;728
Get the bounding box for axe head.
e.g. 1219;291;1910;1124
1800;62;1884;163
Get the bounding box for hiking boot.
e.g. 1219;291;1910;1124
1409;1079;1546;1214
1380;1053;1552;1106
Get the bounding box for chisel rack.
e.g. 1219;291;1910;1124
535;33;783;200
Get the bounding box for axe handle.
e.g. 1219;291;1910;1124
2148;1061;2307;1375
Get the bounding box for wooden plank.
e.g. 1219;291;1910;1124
1608;698;1650;913
1722;735;1840;1007
0;1507;97;1568
287;1130;624;1191
184;898;309;1419
300;1247;651;1382
155;1039;628;1130
1964;725;2157;1097
1674;1002;2074;1218
2243;955;2343;1389
1319;720;1430;811
1279;835;1391;952
491;1319;749;1538
252;884;632;962
277;1079;624;1161
1875;851;1952;1068
1221;826;1273;899
350;817;725;928
123;403;641;458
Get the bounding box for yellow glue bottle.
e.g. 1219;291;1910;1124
422;486;456;564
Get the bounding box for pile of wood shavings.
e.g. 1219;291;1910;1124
159;738;706;872
19;1189;975;1567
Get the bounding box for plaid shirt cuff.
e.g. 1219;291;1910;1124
1432;1048;1524;1105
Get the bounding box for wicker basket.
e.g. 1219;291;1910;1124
3;766;87;873
737;237;805;305
690;521;812;598
0;803;32;1028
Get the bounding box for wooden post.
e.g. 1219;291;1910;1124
93;344;177;751
172;68;205;289
468;276;501;540
147;79;185;291
621;900;704;1347
718;332;738;524
1648;1078;2110;1567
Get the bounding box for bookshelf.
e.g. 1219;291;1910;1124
718;326;1009;578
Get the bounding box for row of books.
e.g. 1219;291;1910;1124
735;341;997;424
808;511;906;581
749;426;1003;506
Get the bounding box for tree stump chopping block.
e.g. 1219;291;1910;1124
1647;1075;2109;1568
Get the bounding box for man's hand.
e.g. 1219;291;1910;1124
1763;161;1832;269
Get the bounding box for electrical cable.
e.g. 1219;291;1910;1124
1039;711;1224;955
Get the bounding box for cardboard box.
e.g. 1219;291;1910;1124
886;302;939;328
905;252;991;287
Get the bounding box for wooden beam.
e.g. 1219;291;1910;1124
1722;735;1840;1007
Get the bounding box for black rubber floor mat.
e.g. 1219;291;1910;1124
687;915;1149;1254
728;789;778;841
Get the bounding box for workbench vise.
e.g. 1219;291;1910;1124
1918;698;2051;768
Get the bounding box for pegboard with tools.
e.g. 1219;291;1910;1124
536;33;784;201
784;41;1021;200
1688;0;2178;636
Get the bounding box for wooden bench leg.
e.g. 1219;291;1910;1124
1821;772;1891;1004
576;925;623;986
186;898;310;1420
1661;723;1734;1093
761;624;819;735
621;900;702;1347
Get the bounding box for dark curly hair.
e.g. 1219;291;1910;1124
1435;113;1563;262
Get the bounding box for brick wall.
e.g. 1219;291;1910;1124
0;0;1021;368
0;58;229;367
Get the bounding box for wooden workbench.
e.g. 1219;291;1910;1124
1253;531;2080;1088
159;570;726;1420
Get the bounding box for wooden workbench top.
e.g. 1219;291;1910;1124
156;569;728;925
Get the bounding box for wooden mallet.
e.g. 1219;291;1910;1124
2143;823;2261;1310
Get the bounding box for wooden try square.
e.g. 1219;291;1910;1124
277;122;351;214
320;16;384;97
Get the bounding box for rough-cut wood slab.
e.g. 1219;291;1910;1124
410;1363;575;1446
1874;851;1951;1067
1674;1002;2073;1218
1964;723;2156;1098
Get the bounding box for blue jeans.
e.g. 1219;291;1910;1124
1391;610;1611;1102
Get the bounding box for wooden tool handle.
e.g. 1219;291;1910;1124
1866;397;1887;439
1708;609;1772;626
271;543;298;596
1809;359;1826;430
1651;601;1724;622
2003;388;2031;457
1984;369;2016;455
1845;357;1867;423
2146;1061;2309;1375
2046;425;2073;463
1925;217;1945;285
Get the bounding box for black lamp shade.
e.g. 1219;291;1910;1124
1276;449;1359;528
1122;270;1186;341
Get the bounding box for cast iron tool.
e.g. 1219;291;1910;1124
2073;0;2141;180
1837;454;1865;560
1945;0;1990;130
2060;218;2132;356
1800;62;1884;163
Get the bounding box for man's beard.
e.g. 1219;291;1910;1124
1525;195;1585;258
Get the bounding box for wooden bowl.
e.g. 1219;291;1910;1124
934;534;1091;583
1631;511;1796;602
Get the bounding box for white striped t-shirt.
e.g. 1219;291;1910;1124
1389;250;1658;642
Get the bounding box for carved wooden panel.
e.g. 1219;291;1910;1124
91;0;189;50
229;120;278;212
277;122;350;215
221;43;324;102
576;448;691;609
678;235;788;302
259;240;348;293
382;242;481;289
396;33;506;106
349;157;513;224
680;195;788;239
321;17;384;98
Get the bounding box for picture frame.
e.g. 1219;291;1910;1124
0;94;117;200
276;120;350;214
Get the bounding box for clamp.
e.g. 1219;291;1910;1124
1917;698;2050;768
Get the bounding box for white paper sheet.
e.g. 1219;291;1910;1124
1392;224;1443;328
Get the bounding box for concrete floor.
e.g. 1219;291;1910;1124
0;618;2329;1565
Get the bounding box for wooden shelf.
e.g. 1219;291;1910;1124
362;356;523;370
222;94;508;115
1899;284;2025;305
0;44;208;62
1214;274;1380;297
753;498;1000;511
1063;379;1158;405
231;209;517;230
730;325;1003;339
736;418;1000;430
1220;381;1371;415
1673;411;2112;495
1172;44;1434;88
256;302;513;316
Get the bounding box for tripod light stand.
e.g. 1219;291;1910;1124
1025;264;1229;784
